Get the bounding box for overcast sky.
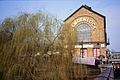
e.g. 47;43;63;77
0;0;120;51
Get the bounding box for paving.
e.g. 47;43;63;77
94;64;115;80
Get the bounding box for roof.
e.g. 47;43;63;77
109;59;120;62
112;52;120;54
64;5;105;22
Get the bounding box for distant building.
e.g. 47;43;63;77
64;5;109;59
110;52;120;68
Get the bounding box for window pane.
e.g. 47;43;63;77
77;24;91;42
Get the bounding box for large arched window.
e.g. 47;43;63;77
77;23;91;42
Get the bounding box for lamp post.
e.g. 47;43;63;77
80;41;84;80
81;41;84;58
81;41;88;80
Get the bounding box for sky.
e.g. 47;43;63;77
0;0;120;51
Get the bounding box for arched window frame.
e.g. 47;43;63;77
77;23;91;42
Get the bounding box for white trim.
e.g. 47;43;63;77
75;44;94;48
75;43;105;48
101;44;105;47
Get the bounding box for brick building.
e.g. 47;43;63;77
64;5;109;59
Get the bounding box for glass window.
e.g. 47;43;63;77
93;48;100;58
77;24;91;42
80;48;87;58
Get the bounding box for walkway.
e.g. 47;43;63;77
94;64;114;80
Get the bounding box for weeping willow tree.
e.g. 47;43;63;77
0;11;89;80
0;11;78;80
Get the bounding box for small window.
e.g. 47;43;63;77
80;48;87;58
93;48;100;58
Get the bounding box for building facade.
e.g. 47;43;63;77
64;5;109;59
110;52;120;68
